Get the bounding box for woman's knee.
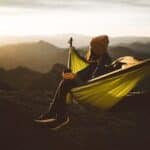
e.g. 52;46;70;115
61;79;76;90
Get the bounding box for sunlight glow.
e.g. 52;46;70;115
0;6;150;37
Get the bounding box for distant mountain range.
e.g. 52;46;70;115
0;64;66;90
0;67;42;90
0;34;91;48
0;40;67;73
0;35;149;73
110;36;150;46
0;34;150;48
0;62;149;92
108;43;150;59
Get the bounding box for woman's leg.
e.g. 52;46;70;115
34;79;76;123
49;79;77;118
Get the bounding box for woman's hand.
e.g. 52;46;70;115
62;72;76;80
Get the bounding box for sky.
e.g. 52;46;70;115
0;0;150;37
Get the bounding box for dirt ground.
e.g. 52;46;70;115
0;90;150;150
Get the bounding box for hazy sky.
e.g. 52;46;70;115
0;0;150;36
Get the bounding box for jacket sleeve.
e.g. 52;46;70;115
75;64;94;83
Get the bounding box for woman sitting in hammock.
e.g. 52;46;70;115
35;35;115;130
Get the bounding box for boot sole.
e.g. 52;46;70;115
34;118;56;123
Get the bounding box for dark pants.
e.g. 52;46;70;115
48;79;80;118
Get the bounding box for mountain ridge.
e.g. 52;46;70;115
0;39;150;73
1;34;150;48
0;41;67;73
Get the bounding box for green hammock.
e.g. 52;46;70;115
67;47;150;110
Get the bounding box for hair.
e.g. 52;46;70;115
90;35;109;49
86;35;110;63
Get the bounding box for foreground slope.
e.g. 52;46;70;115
0;90;150;150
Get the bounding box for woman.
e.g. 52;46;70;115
35;35;113;130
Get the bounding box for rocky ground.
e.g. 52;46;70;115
0;90;150;150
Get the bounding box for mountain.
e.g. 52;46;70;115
0;68;13;90
0;67;42;90
29;63;66;90
0;41;67;73
78;44;150;60
47;34;91;48
128;42;150;54
0;61;149;92
108;46;150;60
108;46;136;59
110;36;150;46
0;34;91;48
0;35;150;48
0;64;66;91
7;67;43;89
0;36;150;74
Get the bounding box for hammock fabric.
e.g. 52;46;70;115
67;47;150;110
69;47;89;73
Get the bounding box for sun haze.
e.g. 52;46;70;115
0;0;150;37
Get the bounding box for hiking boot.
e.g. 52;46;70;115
48;114;70;130
34;112;57;124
